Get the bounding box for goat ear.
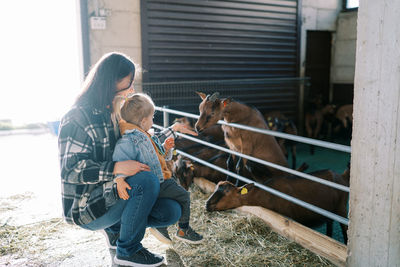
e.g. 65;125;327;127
222;97;232;108
240;187;248;195
196;91;207;100
238;183;253;195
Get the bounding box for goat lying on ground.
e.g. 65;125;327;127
304;104;336;154
195;92;289;185
264;111;297;169
206;168;350;244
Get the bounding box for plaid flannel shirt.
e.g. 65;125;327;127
58;103;118;225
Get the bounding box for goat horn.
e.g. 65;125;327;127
209;92;220;101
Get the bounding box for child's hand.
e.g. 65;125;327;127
115;177;131;200
163;137;175;151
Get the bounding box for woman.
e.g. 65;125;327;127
58;52;192;266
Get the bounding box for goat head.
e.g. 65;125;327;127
206;181;254;212
174;156;195;190
195;91;226;133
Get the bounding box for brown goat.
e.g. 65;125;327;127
264;111;297;169
304;104;336;154
206;169;349;243
335;104;353;130
195;92;288;185
173;153;228;190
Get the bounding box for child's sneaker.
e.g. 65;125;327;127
149;227;172;245
175;226;203;244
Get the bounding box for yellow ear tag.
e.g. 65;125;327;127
173;150;177;156
241;187;248;195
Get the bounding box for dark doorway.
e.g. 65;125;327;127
305;31;332;105
332;83;354;105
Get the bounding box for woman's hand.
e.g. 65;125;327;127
113;160;150;177
171;122;198;136
163;137;175;152
115;177;131;200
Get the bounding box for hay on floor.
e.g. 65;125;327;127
169;184;335;266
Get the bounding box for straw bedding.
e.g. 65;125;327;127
168;184;335;266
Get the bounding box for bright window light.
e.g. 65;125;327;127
0;0;81;126
347;0;359;9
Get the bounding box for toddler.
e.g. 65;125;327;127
112;93;203;245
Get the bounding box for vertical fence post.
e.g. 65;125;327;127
298;79;308;136
348;0;400;266
163;105;169;128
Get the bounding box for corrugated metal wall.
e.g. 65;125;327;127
142;78;307;121
140;0;301;121
141;0;299;82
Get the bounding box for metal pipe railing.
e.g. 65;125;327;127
162;105;169;128
153;124;349;193
155;106;351;153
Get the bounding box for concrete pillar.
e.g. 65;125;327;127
348;1;400;266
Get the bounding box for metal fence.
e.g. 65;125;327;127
153;106;350;226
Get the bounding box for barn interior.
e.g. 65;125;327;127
7;1;400;267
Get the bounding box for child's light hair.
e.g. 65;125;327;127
112;95;126;123
120;93;155;126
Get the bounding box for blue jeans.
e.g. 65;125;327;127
80;171;181;257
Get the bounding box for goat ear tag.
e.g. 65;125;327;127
240;188;248;195
173;150;177;156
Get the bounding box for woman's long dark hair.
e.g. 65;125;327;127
76;52;135;109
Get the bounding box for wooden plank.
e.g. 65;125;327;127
194;177;347;267
238;206;347;267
